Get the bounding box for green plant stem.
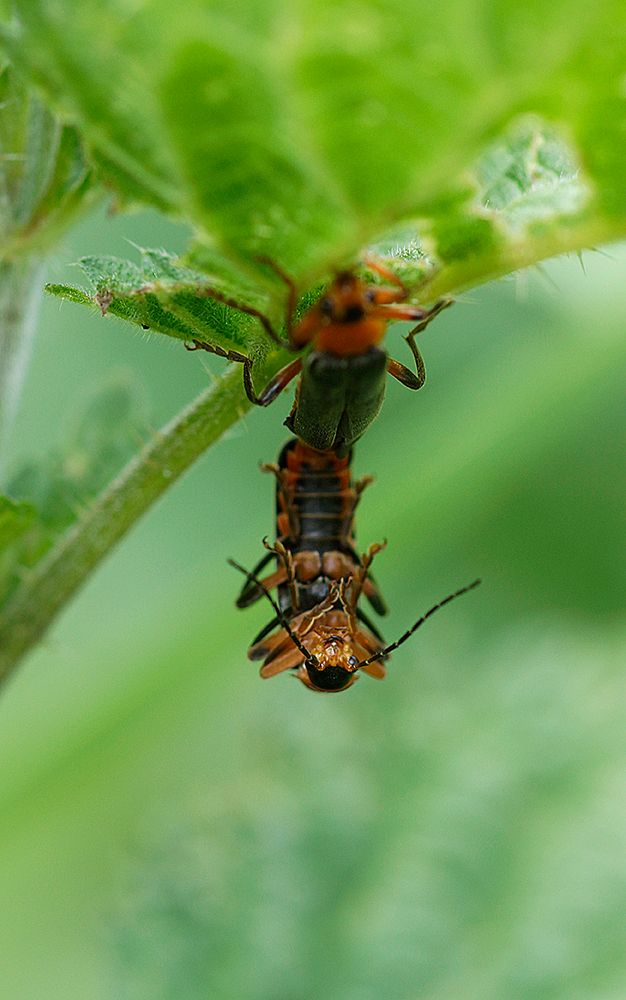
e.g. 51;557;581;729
0;358;282;684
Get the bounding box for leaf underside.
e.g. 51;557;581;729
44;119;596;364
0;65;94;260
1;0;626;617
0;0;623;291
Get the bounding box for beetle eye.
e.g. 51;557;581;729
320;297;333;316
348;655;359;667
364;288;376;303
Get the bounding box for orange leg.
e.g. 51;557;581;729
362;257;408;297
355;474;374;496
297;596;336;639
354;630;387;679
252;565;289;595
351;542;386;606
362;576;385;607
249;629;286;661
260;643;305;679
360;660;387;680
272;540;299;613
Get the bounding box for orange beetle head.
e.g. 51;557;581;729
317;273;376;325
295;630;362;693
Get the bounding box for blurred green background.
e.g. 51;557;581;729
0;205;624;999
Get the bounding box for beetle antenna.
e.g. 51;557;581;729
358;579;481;668
228;558;317;665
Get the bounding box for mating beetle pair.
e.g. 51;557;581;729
187;258;478;693
188;258;451;454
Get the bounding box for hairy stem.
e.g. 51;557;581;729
0;358;281;684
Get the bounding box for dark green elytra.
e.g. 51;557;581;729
287;347;388;455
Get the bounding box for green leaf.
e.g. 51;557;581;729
0;64;96;259
0;65;99;474
160;39;352;275
477;121;585;223
0;494;35;549
2;1;624;291
46;247;280;359
0;378;148;609
0;494;37;604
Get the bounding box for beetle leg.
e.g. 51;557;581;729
246;357;303;406
402;329;427;386
260;461;281;478
396;298;452;387
271;539;299;612
236;549;276;608
337;578;359;636
250;566;289;595
188;341;302;407
387;355;424;390
361;576;387;613
365;540;387;562
356;625;388;678
255;256;300;348
372;296;452;324
297;588;338;637
262;466;300;538
351;542;386;605
356;606;385;642
362;256;408;296
354;474;374;496
359;659;387;680
260;643;306;678
249;615;281;649
186;340;259;401
285;552;300;614
355;627;387;671
249;625;289;661
196;284;288;348
405;297;452;349
339;477;372;545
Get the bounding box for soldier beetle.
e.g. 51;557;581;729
231;439;480;692
188;259;451;454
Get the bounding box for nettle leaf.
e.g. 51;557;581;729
0;495;37;606
0;379;148;608
46;247;279;359
42;111;595;357
0;64;99;475
417;118;596;296
477;122;585;226
1;0;624;295
0;495;35;549
0;64;95;259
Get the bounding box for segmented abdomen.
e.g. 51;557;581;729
276;439;355;556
